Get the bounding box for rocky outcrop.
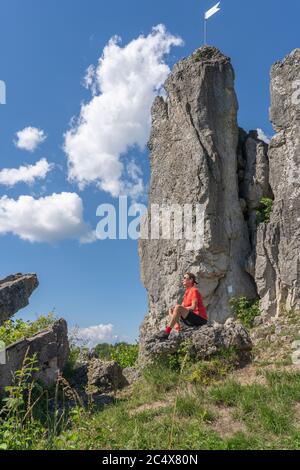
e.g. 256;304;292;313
0;273;39;325
139;319;252;367
69;358;128;397
0;319;69;391
255;49;300;317
87;359;128;393
138;46;257;344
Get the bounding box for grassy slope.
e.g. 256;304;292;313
48;311;300;451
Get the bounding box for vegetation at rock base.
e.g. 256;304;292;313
256;197;274;225
230;297;261;329
94;342;139;368
1;308;300;450
0;313;56;347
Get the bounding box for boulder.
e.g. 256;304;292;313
122;366;141;385
87;359;128;393
139;320;252;366
0;318;69;391
0;273;39;325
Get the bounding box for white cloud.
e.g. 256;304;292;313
75;324;119;347
257;128;271;144
0;158;53;187
0;192;94;243
14;127;47;152
64;24;183;199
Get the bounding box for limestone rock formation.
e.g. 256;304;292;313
255;49;300;317
139;319;252;367
0;273;39;325
0;319;69;390
138;46;257;343
87;359;128;393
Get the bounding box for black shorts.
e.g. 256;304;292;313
181;310;208;327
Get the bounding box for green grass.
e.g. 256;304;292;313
2;363;300;450
209;372;300;439
2;313;300;450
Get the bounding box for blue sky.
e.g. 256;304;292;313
0;0;299;344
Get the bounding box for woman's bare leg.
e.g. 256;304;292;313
169;305;190;329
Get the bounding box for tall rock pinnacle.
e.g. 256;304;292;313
138;46;257;340
255;49;300;317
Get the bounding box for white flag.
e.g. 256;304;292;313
205;2;221;20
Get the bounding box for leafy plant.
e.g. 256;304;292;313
110;343;139;368
230;297;260;329
94;342;139;369
256;197;273;224
187;351;237;386
94;343;115;361
0;352;45;449
193;50;202;62
0;313;56;347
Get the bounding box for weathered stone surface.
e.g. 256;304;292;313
255;49;300;317
138;46;257;346
0;273;39;325
238;129;273;277
122;366;141;385
87;359;128;393
0;319;69;391
139;319;252;367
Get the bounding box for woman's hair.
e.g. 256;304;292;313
186;272;198;285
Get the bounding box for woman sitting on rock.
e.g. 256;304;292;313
158;272;208;341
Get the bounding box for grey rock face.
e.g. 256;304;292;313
122;366;141;385
0;273;39;325
87;359;128;393
139;319;252;367
238;129;273;277
138;46;257;345
255;49;300;317
0;319;69;391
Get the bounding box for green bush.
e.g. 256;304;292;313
193;50;202;62
256;197;273;224
187;349;238;386
110;343;139;368
230;297;260;329
0;313;56;347
94;343;115;361
94;342;138;369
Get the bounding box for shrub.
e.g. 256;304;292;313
230;297;260;328
256;197;273;224
94;343;115;361
0;313;56;347
93;342;138;369
110;343;139;369
193;50;202;62
186;347;239;386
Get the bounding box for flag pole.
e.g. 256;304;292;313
204;17;207;44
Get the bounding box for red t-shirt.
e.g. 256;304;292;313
182;287;208;320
